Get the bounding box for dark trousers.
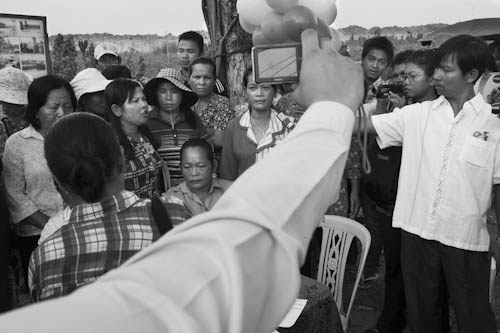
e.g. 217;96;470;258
361;193;406;332
360;191;383;277
16;235;39;292
401;231;496;333
375;211;406;333
0;231;14;313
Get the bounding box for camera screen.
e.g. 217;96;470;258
252;44;301;84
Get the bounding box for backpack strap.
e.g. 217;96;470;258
150;196;173;236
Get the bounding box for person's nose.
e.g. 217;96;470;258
55;105;65;117
190;166;199;176
255;86;264;96
433;68;443;81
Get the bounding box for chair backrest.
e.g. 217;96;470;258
317;215;371;331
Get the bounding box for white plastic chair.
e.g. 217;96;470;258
317;215;371;332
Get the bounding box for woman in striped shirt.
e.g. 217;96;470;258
144;68;208;187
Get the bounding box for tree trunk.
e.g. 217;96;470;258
202;0;253;106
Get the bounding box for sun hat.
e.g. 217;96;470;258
70;68;111;101
0;67;32;105
94;42;119;61
143;68;198;107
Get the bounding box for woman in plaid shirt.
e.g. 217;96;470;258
105;79;164;198
29;113;190;301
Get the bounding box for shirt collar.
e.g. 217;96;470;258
466;93;486;114
178;178;222;197
19;125;43;141
239;109;283;130
431;94;486;115
149;107;187;124
69;190;140;223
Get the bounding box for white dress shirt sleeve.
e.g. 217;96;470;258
0;101;355;333
372;106;408;149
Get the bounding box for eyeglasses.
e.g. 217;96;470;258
403;73;426;82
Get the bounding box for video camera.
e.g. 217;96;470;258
375;83;404;98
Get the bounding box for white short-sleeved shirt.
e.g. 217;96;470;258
372;94;500;251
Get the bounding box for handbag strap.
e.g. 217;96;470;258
150;196;173;236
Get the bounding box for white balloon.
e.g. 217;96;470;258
237;0;274;26
298;0;337;25
330;27;343;51
265;0;299;13
239;16;259;34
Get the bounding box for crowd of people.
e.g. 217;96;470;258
0;26;499;333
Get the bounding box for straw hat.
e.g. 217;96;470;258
0;67;31;105
143;68;197;107
70;68;111;101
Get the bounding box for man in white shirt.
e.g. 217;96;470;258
0;29;363;333
368;35;500;333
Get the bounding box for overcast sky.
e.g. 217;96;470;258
2;0;500;36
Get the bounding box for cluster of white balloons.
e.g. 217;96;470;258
237;0;342;50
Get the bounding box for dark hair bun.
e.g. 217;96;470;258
70;156;106;202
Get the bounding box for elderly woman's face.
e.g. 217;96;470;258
189;63;215;98
37;88;74;131
245;72;275;113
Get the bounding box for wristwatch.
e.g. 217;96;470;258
495;236;500;244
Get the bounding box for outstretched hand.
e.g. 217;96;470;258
293;29;363;113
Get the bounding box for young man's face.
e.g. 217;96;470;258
391;64;406;85
362;49;389;82
97;54;119;71
177;40;201;72
433;54;474;99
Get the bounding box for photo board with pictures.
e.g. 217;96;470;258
0;13;50;78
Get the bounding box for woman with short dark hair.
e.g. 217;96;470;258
2;75;75;290
220;67;292;181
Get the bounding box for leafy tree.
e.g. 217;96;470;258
52;34;78;81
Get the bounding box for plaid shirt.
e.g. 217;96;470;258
123;136;163;199
29;190;190;301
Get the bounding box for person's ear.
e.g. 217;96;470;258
111;104;122;117
465;69;480;83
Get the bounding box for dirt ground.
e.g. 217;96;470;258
348;216;500;333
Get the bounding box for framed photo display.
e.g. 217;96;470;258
0;13;50;78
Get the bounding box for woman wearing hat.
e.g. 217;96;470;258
144;68;208;187
0;67;31;158
105;78;164;198
0;67;31;312
2;75;76;291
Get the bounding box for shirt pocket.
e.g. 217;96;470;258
459;136;494;168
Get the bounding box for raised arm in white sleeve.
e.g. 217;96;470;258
0;29;363;333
